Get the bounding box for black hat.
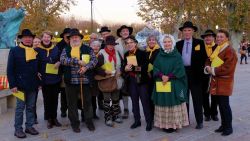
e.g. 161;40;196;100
105;35;118;46
116;25;133;37
18;29;36;39
201;29;216;39
179;21;198;32
125;35;138;43
67;28;83;39
99;26;111;33
60;28;71;38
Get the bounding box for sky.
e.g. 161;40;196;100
63;0;144;25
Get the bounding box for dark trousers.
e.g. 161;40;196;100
148;78;155;120
240;54;247;63
60;87;67;113
92;96;97;115
202;77;218;117
42;83;60;120
129;77;152;123
185;68;203;124
65;84;93;129
216;95;232;131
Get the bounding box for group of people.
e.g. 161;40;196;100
7;21;238;139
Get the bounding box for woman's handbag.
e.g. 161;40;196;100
95;75;117;93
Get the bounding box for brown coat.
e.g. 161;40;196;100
205;45;238;96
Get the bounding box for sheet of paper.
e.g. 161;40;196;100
13;91;25;101
102;62;114;71
46;63;58;74
156;81;171;92
211;56;224;67
126;56;138;66
82;54;90;64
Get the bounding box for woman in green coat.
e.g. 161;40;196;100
152;34;189;133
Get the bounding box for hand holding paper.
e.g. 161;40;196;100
126;56;138;66
13;91;25;101
82;54;90;64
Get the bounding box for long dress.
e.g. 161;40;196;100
152;48;189;129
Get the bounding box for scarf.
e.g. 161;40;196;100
146;44;160;59
104;47;116;63
19;43;37;62
205;42;215;57
70;45;81;59
210;41;229;61
39;43;54;57
128;48;137;56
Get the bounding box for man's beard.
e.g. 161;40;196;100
70;40;81;47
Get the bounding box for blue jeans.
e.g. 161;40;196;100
14;91;36;131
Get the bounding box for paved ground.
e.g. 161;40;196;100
0;58;250;141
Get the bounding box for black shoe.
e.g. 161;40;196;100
195;123;203;129
47;119;53;129
72;127;81;133
205;116;211;121
221;129;233;136
146;122;152;131
163;128;176;133
53;119;62;127
211;116;219;121
25;127;39;135
61;112;67;118
86;120;95;131
215;126;224;133
14;130;26;138
130;121;141;129
122;109;129;119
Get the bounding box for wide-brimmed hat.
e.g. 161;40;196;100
105;35;118;46
99;26;111;33
179;21;198;32
67;28;83;39
60;28;71;38
116;25;133;37
18;29;36;39
201;29;216;39
124;35;138;43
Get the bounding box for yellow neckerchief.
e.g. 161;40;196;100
39;44;54;57
19;43;37;62
205;42;215;57
210;41;229;61
71;45;81;59
129;48;137;56
95;52;99;58
146;44;160;59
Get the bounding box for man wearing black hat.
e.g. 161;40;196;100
116;25;133;119
176;21;207;129
201;29;219;122
56;28;71;118
7;29;39;138
60;28;97;133
99;26;111;49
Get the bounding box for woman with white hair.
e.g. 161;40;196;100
152;34;189;133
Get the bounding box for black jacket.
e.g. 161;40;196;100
176;38;207;80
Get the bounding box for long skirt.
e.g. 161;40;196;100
154;102;189;129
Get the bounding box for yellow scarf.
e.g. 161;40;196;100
71;46;81;59
210;41;229;61
146;44;160;59
19;43;37;62
129;48;137;56
39;44;54;57
205;42;215;57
